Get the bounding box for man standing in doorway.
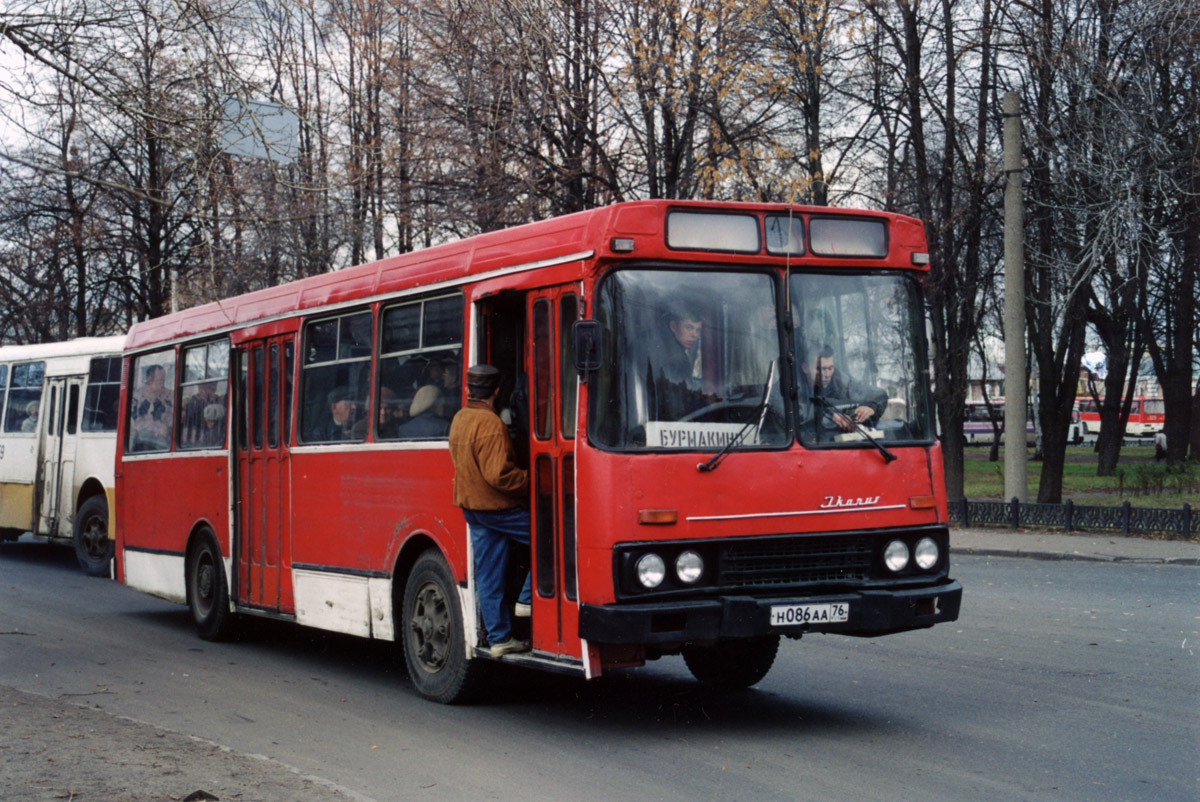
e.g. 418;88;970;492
448;364;532;658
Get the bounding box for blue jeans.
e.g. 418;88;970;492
463;507;533;645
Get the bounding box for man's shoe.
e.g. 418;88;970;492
514;602;532;618
489;638;530;658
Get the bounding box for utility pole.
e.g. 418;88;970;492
1003;91;1028;503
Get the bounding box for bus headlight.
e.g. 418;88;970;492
675;550;704;584
914;537;939;570
883;540;910;573
635;553;666;589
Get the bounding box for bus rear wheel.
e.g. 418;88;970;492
74;496;113;577
401;550;481;704
186;532;236;641
682;635;780;689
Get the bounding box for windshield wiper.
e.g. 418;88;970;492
812;393;897;464
698;361;776;473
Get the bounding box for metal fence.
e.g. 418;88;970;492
949;498;1197;540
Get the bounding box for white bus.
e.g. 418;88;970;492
0;336;125;575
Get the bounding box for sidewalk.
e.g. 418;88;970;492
951;526;1200;565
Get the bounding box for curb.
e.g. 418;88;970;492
950;545;1200;567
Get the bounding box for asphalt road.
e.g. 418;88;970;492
1;542;1197;802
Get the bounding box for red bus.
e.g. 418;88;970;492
115;201;962;702
1078;396;1164;437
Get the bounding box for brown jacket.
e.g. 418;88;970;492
448;399;529;510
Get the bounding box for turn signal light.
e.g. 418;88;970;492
638;509;678;525
611;237;635;253
909;495;936;509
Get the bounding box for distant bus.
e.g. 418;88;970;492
1078;396;1164;437
0;336;125;575
962;399;1083;445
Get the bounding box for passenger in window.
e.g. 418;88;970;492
182;382;220;445
131;364;173;449
439;354;462;404
396;385;449;439
20;401;39;433
201;403;226;447
320;386;359;441
813;344;887;433
646;305;705;420
448;364;531;658
375;385;406;439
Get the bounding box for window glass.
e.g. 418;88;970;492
377;294;463;441
559;295;578;438
178;340;229;450
301;310;373;443
127;351;176;453
4;361;45;434
809;217;888;258
283;342;294;444
666;212;760;253
765;216;805;256
268;345;279;449
533;300;551;440
82;356;121;432
588;270;786;450
0;364;7;428
67;384;79;435
48;386;58;436
791;272;931;446
252;346;265;449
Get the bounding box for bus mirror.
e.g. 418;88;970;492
573;320;602;377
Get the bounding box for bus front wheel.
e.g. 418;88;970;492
401;550;481;704
74;496;113;577
682;635;780;689
186;532;236;641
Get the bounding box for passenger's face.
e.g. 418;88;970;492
331;399;355;424
670;318;702;350
818;356;835;387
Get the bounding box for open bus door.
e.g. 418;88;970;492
37;376;82;538
526;287;582;659
233;333;296;613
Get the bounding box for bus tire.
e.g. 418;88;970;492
401;550;481;704
682;635;780;689
74;496;113;577
186;532;236;641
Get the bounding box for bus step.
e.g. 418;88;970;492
474;646;584;675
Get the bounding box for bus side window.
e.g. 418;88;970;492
300;310;372;443
84;356;121;432
127;351;176;453
5;361;46;434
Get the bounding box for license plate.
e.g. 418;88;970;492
769;602;849;626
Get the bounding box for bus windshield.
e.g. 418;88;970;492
589;268;789;450
791;271;932;446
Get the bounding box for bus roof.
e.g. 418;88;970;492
0;335;127;363
126;200;928;352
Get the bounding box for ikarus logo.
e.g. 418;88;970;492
820;495;882;509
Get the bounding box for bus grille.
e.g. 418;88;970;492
718;537;873;588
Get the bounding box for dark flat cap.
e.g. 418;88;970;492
466;364;501;392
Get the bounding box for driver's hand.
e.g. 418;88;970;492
853;405;874;423
832;412;855;431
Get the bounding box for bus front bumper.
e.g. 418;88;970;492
578;579;963;644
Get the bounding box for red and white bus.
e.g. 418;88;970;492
1078;396;1164;437
115;201;962;702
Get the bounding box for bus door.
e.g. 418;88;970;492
37;376;82;537
526;287;581;658
235;334;296;613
